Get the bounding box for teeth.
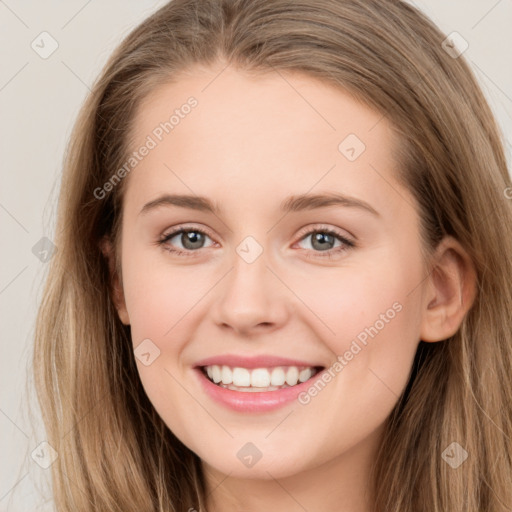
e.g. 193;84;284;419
221;365;232;384
270;367;285;386
299;368;312;382
203;365;318;389
251;368;270;387
211;365;222;384
285;366;299;386
232;367;251;387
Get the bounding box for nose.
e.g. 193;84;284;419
211;249;291;337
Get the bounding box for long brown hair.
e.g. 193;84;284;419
33;0;512;510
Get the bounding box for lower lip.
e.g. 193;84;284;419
194;368;323;413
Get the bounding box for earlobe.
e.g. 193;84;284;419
420;236;477;343
99;236;130;325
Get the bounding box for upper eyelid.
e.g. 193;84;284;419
295;224;354;241
161;224;216;242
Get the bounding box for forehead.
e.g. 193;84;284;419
124;66;407;220
131;65;395;147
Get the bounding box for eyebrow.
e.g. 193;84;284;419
139;192;380;217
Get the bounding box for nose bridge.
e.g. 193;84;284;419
211;237;289;333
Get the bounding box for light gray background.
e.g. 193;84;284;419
1;1;511;510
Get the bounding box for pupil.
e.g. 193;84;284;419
312;232;334;251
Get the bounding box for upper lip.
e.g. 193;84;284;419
194;354;324;369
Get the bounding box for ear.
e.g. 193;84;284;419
420;235;477;342
99;236;130;325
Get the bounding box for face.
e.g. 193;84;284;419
114;64;429;481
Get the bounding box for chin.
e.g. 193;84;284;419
200;447;311;480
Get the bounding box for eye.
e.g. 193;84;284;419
294;226;355;259
156;224;355;259
157;225;216;256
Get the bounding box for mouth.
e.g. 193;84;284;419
193;355;327;412
199;364;324;392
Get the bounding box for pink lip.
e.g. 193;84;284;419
193;366;325;413
194;354;321;369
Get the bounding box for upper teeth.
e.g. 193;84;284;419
204;365;316;387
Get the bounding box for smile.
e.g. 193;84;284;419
202;365;322;391
193;356;327;412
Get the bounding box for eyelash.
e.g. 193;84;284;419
156;224;356;259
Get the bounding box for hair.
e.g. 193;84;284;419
33;0;512;510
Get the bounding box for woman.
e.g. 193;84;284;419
34;0;512;510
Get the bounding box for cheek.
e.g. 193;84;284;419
120;253;206;433
290;246;424;355
278;263;424;472
294;245;425;414
121;244;206;344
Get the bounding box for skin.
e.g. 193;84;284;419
103;63;476;511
